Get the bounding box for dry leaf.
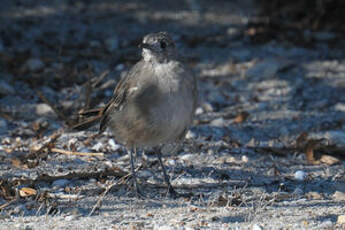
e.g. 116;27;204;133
233;111;249;123
306;191;323;200
11;158;25;168
189;206;199;212
19;187;37;197
319;154;340;165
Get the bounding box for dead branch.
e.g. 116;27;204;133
51;148;104;157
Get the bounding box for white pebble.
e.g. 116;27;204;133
65;215;78;221
89;178;97;183
184;227;195;230
115;64;125;71
252;224;263;230
91;142;103;151
210;117;225;127
202;102;213;112
185;130;196;139
68;137;78;149
195;107;203;115
104;160;113;168
167;159;176;166
35;103;54;115
294;170;307;181
180;153;194;161
241;155;249;163
108;139;120;151
154;225;174;230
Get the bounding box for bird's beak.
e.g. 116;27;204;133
138;43;151;50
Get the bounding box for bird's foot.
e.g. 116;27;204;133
131;177;146;199
167;186;178;199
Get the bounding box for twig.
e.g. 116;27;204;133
91;70;110;88
46;193;84;200
89;179;117;216
36;90;68;122
84;79;92;110
0;198;18;210
143;180;246;190
29;130;62;159
51;148;104;157
10;167;127;185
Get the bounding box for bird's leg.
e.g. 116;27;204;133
155;149;178;198
129;148;145;198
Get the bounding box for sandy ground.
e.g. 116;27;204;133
0;0;345;229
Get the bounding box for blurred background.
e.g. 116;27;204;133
1;0;344;157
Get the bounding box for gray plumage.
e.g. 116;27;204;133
100;32;197;197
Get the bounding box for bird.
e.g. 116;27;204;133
73;32;197;198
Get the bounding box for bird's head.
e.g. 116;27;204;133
139;32;177;63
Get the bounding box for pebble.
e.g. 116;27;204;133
184;227;195;230
25;58;44;72
210;117;226;127
35;103;54;115
0;80;15;96
337;215;345;224
252;224;263;230
167;159;176;166
89;178;97;183
294;170;307;181
195;107;203;115
104;160;113;168
227;27;241;38
115;64;125;71
241;155;248;163
108;139;120;151
91;142;103;151
202;102;213;112
154;225;175;230
52;179;70;188
185;130;196;139
332;191;345;201
65;215;79;221
180;153;194;161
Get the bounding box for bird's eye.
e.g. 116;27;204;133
160;41;167;49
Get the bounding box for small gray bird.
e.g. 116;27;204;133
75;32;197;197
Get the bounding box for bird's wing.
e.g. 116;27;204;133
99;61;144;133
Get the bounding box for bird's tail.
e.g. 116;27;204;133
68;107;104;131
